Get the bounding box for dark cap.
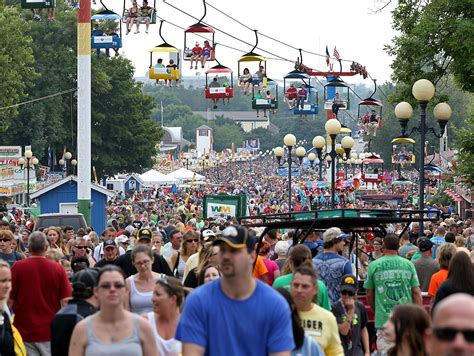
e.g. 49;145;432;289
137;228;152;240
417;237;434;252
72;268;98;291
340;274;357;293
103;239;116;248
132;220;143;230
212;225;255;250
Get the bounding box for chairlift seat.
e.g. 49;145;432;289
91;35;122;49
21;0;55;9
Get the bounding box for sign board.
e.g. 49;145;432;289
204;194;247;219
0;146;21;159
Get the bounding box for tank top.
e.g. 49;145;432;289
146;312;181;356
128;276;154;314
84;315;142;356
176;256;186;280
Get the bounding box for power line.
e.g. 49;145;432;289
0;88;77;111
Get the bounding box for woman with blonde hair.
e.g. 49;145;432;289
183;242;219;288
45;226;68;256
143;275;183;356
169;230;200;280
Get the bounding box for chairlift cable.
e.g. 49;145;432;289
0;88;77;111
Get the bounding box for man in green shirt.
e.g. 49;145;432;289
364;234;422;353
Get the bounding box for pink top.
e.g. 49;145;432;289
263;258;279;286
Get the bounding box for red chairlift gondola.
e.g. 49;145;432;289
205;45;233;108
357;79;383;137
183;0;215;63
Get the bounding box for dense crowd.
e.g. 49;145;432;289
0;157;473;355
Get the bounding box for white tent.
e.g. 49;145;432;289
166;168;205;181
139;169;179;186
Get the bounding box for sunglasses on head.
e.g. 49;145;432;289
341;290;355;297
433;328;474;343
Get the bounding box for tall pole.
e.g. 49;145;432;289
330;136;336;209
288;146;293;213
26;159;30;207
318;160;323;181
419;101;427;236
77;0;92;225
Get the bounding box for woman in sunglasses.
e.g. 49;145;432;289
331;274;370;356
69;265;158;356
169;231;200;280
71;238;96;267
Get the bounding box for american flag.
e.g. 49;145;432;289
333;47;340;60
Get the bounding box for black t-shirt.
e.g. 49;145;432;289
95;258;117;268
50;300;97;356
183;267;199;288
115;250;172;277
0;311;15;356
331;300;368;356
432;280;474;312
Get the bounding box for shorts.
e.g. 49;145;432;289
137;16;150;22
252;79;262;85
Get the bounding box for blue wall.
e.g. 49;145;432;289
37;181;108;233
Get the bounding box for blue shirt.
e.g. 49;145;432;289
176;279;295;356
430;236;446;259
292;335;324;356
313;252;353;304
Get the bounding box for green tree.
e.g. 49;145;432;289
0;6;38;132
386;0;474;93
454;116;474;187
91;57;163;177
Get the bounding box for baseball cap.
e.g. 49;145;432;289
72;268;98;292
417;237;434;252
116;236;130;244
132;220;143;230
103;239;116;248
202;229;216;242
339;274;357;294
212;225;255;250
323;232;350;243
137;228;152;240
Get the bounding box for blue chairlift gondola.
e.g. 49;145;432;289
283;69;318;117
91;10;123;53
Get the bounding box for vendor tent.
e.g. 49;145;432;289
139;169;179;185
166;168;205;181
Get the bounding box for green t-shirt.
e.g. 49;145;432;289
150;214;158;224
411;251;421;261
364;255;420;328
272;273;331;311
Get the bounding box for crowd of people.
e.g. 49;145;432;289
0;194;473;355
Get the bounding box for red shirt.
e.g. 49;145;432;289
192;46;202;55
286;87;297;99
11;257;72;342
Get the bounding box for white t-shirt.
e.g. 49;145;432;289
93;242;125;262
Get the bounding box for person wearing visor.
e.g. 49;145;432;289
176;224;295;356
331;274;370;356
313;227;353;304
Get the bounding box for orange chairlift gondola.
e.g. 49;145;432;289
183;0;215;65
357;79;383;137
149;20;181;85
205;44;233;109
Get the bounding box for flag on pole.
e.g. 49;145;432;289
325;45;330;66
333;46;340;61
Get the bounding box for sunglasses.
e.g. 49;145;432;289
120;241;130;245
0;238;11;242
433;328;474;343
75;246;88;250
341;290;355;297
98;283;126;290
186;239;199;243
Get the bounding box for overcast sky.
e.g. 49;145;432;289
104;0;398;84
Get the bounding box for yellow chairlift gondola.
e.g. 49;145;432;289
391;136;416;165
149;20;181;86
238;30;267;90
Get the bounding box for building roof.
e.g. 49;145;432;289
31;175;115;199
197;125;212;130
124;173;144;185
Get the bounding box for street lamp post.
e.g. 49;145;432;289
395;79;452;236
274;134;305;213
59;151;76;177
312;119;354;208
18;150;39;207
